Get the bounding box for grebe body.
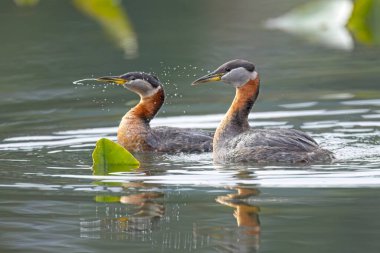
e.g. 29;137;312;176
98;72;213;153
192;60;333;164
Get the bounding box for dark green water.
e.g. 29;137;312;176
1;0;380;252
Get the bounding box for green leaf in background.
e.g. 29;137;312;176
73;0;138;59
348;0;380;45
92;138;140;175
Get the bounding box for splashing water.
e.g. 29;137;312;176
72;78;100;85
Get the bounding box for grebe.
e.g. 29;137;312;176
97;72;213;153
192;59;334;164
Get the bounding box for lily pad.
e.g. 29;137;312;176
92;138;140;175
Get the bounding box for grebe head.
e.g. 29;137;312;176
192;59;258;87
97;72;162;98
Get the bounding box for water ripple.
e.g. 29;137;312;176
0;108;375;151
4;165;378;189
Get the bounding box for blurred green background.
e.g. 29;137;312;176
1;0;379;139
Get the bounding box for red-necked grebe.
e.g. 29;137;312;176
97;72;213;153
192;59;334;164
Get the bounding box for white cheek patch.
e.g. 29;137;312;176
144;86;161;98
126;80;160;98
251;71;258;80
221;67;251;87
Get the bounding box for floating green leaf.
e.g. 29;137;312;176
92;138;140;175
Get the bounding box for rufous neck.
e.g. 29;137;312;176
125;87;165;123
215;77;260;142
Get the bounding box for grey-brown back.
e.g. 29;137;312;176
147;126;213;153
215;128;334;164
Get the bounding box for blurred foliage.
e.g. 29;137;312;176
12;0;379;50
92;138;139;175
348;0;380;45
265;0;354;50
73;0;138;58
13;0;39;7
265;0;380;49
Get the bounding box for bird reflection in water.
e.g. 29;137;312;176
201;169;261;253
215;187;261;253
80;182;164;240
119;183;165;233
217;188;260;235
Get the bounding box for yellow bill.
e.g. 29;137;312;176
96;76;126;85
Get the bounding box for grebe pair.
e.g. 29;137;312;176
97;60;333;163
